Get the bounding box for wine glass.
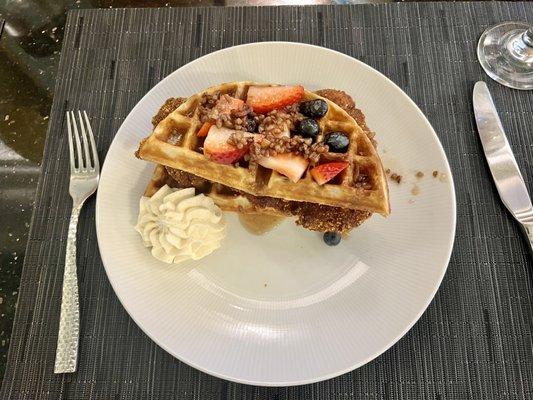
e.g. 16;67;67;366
477;22;533;90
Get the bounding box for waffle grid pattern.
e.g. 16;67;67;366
138;82;390;215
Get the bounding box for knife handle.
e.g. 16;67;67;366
519;222;533;257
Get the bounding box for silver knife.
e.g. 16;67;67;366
473;81;533;255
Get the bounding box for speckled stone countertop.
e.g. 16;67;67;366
0;0;388;384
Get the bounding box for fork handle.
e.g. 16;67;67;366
54;204;82;373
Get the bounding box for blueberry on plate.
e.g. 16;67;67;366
323;231;341;246
300;99;328;118
298;118;320;140
324;132;350;153
245;118;258;133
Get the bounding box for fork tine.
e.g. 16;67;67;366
70;111;84;170
83;111;99;173
66;112;76;171
77;110;92;170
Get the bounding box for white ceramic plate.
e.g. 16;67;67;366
96;42;456;386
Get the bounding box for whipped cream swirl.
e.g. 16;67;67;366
135;185;226;264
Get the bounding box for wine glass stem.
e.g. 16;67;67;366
508;28;533;64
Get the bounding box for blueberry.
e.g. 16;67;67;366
245;118;258;133
324;132;350;153
298;118;320;140
323;232;341;246
300;99;328;118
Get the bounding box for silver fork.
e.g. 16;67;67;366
54;111;99;374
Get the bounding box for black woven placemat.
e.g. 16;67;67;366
2;3;532;399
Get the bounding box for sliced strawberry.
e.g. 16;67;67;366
246;85;304;114
213;95;245;115
257;153;309;183
197;121;213;137
204;126;253;164
310;162;349;185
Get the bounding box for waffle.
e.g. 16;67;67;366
144;164;286;216
136;82;390;215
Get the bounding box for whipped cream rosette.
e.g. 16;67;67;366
135;185;226;263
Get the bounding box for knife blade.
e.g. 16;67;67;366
473;81;533;253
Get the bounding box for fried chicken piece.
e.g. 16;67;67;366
151;97;187;127
163;166;211;192
294;203;371;232
243;193;371;233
